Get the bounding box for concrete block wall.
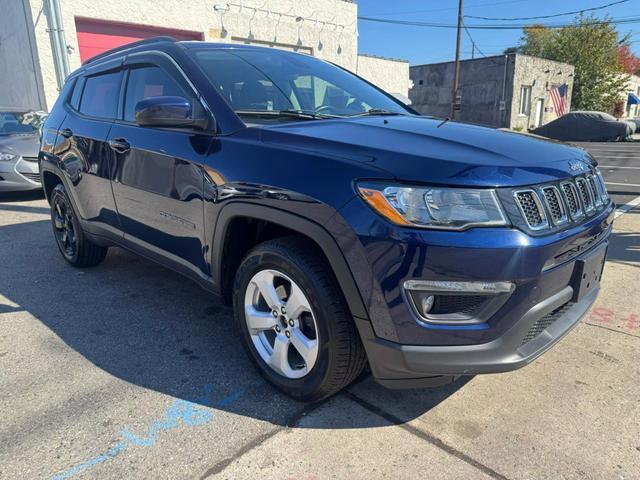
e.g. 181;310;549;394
410;54;575;129
410;56;513;127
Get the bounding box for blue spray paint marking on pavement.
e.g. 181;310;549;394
50;443;127;480
120;399;214;447
49;384;243;480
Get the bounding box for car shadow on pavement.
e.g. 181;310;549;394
0;190;45;202
607;231;640;265
0;218;468;431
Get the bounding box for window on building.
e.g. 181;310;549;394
78;71;122;119
123;66;191;122
519;85;532;116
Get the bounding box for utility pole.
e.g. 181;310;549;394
451;0;463;118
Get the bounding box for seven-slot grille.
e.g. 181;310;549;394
514;172;608;232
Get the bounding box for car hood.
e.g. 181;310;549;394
259;116;595;187
0;133;39;158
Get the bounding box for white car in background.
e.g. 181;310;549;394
0;110;45;192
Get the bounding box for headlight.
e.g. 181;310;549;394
0;152;17;162
357;183;508;230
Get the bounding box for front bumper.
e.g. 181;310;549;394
0;158;41;192
336;195;613;389
358;283;598;388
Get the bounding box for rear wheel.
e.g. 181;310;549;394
233;237;366;401
50;183;108;267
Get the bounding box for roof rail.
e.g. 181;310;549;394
82;36;177;66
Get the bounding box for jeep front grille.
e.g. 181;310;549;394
511;172;610;233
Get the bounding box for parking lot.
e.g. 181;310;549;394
1;143;639;480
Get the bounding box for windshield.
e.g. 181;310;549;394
0;112;40;135
192;49;412;120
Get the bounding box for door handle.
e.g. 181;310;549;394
108;138;131;154
59;128;73;138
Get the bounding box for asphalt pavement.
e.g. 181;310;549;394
1;143;639;480
574;141;640;207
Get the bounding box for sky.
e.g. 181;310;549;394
357;0;640;65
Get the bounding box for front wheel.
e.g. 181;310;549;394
50;183;108;267
233;237;366;401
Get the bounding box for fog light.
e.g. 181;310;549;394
420;294;435;316
404;280;514;294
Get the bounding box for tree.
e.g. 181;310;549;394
518;24;556;58
516;14;629;113
617;44;640;75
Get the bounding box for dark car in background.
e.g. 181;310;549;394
39;38;614;401
0;111;43;192
532;111;635;142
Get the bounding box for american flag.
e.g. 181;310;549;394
549;84;568;117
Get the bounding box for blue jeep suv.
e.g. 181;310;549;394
40;37;614;401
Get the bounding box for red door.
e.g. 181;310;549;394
75;18;204;63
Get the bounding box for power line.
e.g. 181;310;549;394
461;21;490;58
465;0;629;21
369;0;528;17
357;15;640;30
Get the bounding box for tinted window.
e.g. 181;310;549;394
124;66;190;122
79;71;122;119
193;49;410;118
69;77;84;111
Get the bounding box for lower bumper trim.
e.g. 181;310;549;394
356;284;599;386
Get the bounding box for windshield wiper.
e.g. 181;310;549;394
235;109;338;120
347;109;406;117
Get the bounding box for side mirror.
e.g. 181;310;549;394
135;96;211;131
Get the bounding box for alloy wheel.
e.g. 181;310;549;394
52;195;77;258
244;269;319;379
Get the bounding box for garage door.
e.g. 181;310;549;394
75;18;203;63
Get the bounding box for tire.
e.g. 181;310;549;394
233;236;366;402
50;183;108;267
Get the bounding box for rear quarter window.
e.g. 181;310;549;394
69;77;85;111
79;71;122;119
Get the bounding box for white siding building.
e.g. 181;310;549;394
2;0;411;111
623;74;640;119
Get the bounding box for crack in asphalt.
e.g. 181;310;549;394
197;397;332;479
197;384;511;480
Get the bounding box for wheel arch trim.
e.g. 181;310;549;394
212;202;369;320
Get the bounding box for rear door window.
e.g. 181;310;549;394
123;66;191;122
78;71;122;119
